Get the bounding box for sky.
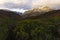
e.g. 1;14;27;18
0;0;60;12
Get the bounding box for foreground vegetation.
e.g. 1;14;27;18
6;16;60;40
15;16;60;40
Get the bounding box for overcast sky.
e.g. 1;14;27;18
0;0;60;10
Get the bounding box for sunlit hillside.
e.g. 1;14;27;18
22;6;52;18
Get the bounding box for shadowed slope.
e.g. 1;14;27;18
0;9;21;40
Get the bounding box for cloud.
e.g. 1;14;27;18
0;0;20;4
31;0;60;8
0;0;60;10
0;0;32;9
2;2;31;10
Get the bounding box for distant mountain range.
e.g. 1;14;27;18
0;6;60;19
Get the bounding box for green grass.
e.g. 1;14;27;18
15;16;60;40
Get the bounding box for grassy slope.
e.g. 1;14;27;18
16;17;60;40
14;10;60;40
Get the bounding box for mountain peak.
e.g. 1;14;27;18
22;6;52;18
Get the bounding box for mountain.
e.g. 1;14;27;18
22;6;52;18
15;10;60;40
0;8;60;40
0;9;22;20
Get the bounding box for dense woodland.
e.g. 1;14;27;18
0;10;60;40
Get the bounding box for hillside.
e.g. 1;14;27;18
22;6;52;18
0;9;60;40
0;9;21;40
0;10;22;20
16;10;60;40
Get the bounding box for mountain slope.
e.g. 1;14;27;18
32;10;60;18
15;10;60;40
0;9;21;40
0;10;22;20
22;6;52;18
